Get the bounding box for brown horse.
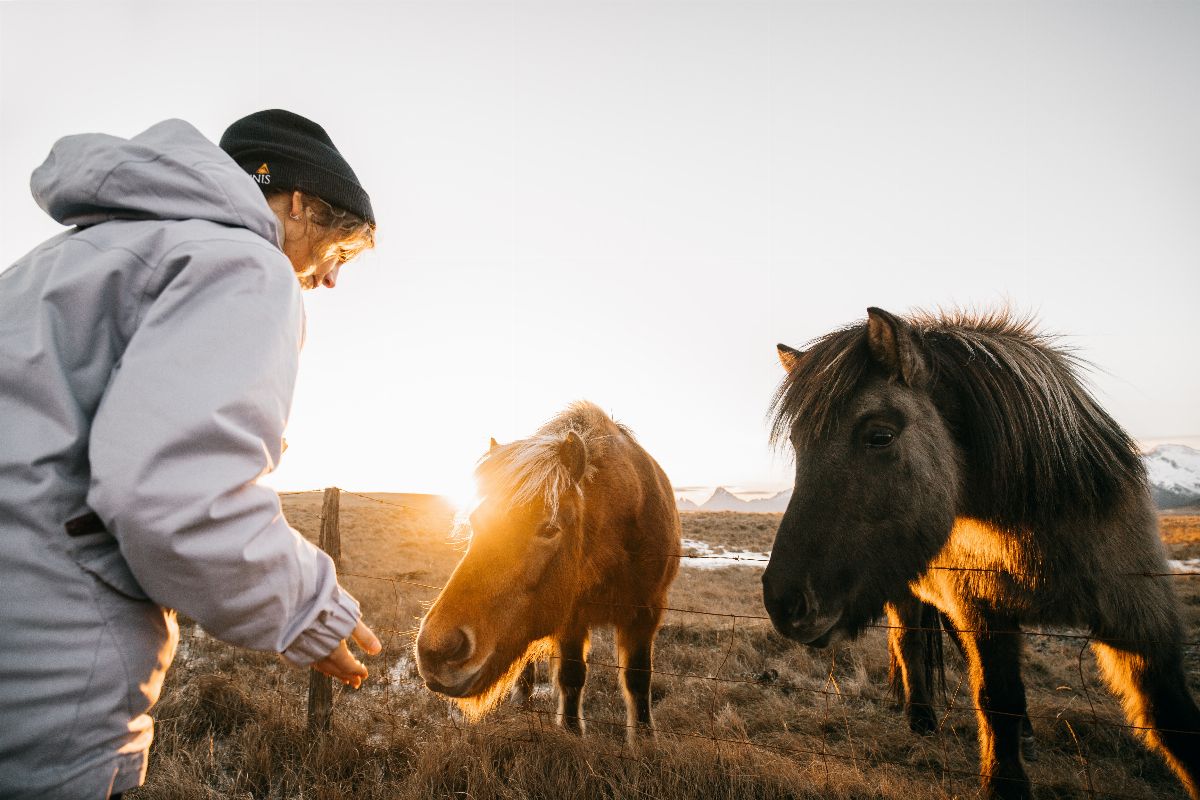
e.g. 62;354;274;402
763;308;1199;799
416;401;681;740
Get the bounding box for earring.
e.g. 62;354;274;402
289;213;301;220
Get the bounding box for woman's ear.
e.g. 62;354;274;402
289;190;304;221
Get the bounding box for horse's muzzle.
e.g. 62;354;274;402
416;624;481;696
761;573;843;647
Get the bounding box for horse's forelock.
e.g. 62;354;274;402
475;402;614;518
769;324;871;449
476;435;577;519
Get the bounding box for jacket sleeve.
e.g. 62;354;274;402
86;237;358;666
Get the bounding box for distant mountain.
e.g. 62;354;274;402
1145;444;1200;509
749;490;793;512
676;486;792;513
700;487;747;511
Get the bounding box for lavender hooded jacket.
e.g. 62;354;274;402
0;119;360;798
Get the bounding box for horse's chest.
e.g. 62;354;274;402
918;518;1043;610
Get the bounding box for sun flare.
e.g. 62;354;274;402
445;474;482;518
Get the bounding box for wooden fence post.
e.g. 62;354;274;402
307;486;341;732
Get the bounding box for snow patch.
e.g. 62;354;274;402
680;538;770;570
388;654;416;687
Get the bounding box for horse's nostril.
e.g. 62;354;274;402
763;575;818;629
447;627;473;662
788;592;809;625
422;626;474;666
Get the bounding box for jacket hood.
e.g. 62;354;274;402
30;118;281;246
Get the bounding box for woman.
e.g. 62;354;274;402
0;109;380;799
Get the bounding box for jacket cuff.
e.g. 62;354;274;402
280;584;361;667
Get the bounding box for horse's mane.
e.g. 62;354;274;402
476;401;632;518
770;308;1145;530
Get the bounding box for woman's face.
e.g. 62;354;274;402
282;235;342;290
271;191;351;290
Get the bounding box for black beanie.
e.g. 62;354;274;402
219;109;375;225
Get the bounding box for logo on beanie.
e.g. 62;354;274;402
253;163;272;185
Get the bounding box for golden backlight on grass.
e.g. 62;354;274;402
142;501;1200;799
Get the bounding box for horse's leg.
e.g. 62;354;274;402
943;611;1036;761
511;661;536;705
1091;638;1200;798
887;596;938;735
956;611;1031;800
617;607;662;742
1020;709;1037;763
555;628;589;735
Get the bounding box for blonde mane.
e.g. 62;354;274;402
475;401;628;518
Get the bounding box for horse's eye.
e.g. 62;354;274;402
865;429;895;449
537;522;561;539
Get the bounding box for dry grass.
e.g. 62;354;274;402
1161;515;1200;559
127;499;1200;800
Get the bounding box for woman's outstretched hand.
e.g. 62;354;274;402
311;619;382;689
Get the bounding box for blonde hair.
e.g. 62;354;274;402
266;189;376;286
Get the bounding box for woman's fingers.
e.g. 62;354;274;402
310;619;380;689
313;641;368;688
352;619;382;655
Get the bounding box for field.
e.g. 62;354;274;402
127;499;1200;800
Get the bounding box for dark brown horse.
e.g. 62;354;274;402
416;402;681;740
763;308;1199;799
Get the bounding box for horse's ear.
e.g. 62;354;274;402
866;307;927;386
489;437;500;453
777;343;804;372
559;431;588;485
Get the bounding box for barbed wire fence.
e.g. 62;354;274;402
171;486;1200;799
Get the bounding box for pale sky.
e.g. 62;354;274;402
2;1;1197;501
